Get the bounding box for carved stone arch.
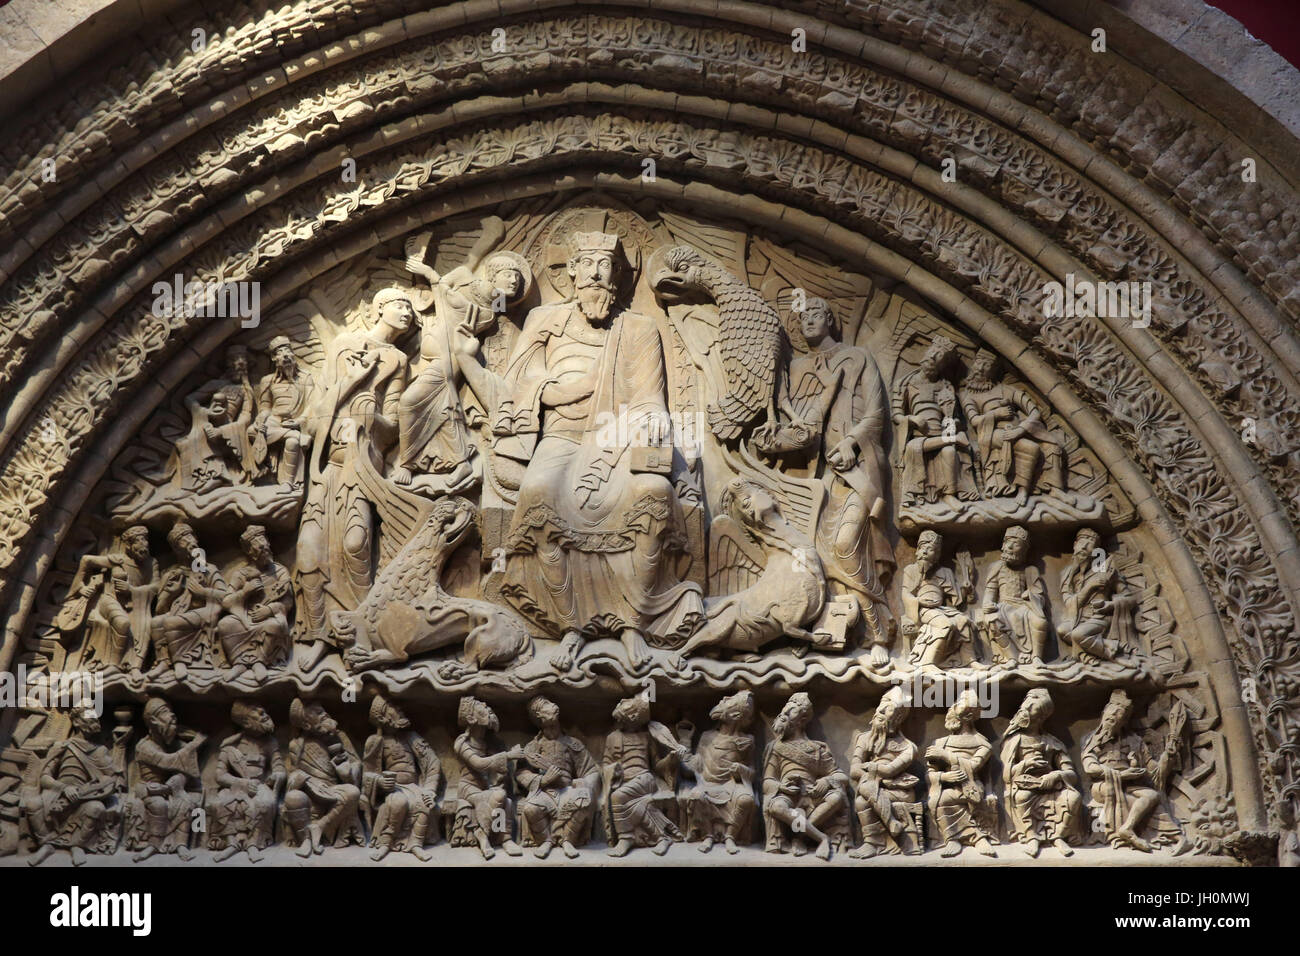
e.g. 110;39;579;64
0;0;1295;865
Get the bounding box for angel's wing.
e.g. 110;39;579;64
748;236;874;348
749;237;873;301
305;259;377;339
430;215;506;275
707;515;765;596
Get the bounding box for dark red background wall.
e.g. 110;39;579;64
1204;0;1300;68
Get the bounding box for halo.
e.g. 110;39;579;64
479;249;533;302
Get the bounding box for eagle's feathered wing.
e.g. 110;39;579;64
707;264;786;441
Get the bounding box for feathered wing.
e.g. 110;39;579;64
304;259;379;342
351;430;435;569
709;273;786;440
735;442;825;542
747;236;874;347
707;515;765;596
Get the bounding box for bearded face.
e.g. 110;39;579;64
529;697;559;729
305;706;338;736
1100;701;1130;740
775;695;812;737
172;529;199;561
123;529;151;563
377;703;411;731
1002;533;1028;566
967;355;996;386
238;705;274;736
571;252;618;322
1074;531;1098;561
72;710;101;737
472;702;499;732
273;344;296;374
148;705;177;744
244;533;271;565
916;534;939;568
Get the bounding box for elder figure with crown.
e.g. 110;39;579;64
489;230;703;672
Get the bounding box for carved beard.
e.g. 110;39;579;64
245;715;274;736
575;282;615;322
275;354;297;377
863;715;890;756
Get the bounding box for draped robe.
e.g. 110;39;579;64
494;303;701;645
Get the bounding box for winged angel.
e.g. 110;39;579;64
293;220;533;675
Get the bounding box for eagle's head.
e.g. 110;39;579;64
651;245;715;304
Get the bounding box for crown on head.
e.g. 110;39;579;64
569;231;621;256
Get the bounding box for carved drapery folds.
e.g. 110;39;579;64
0;0;1295;864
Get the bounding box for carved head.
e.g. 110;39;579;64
1098;689;1134;740
920;335;957;379
567;231;622;321
268;335;296;372
166;521;199;561
371;288;415;335
290;698;338;736
425;496;477;553
1008;688;1053;734
369;694;410;731
143;697;177;744
1001;525;1030;566
773;692;814;739
799;297;839;345
240;525;272;565
872;686;911;736
965;349;1000;386
225;344;249;378
121;525;151;563
232;699;274;736
943;691;981;732
527;696;560;730
720;477;780;532
483;252;528;302
915;529;942;568
612;694;651;729
710;690;755;726
1073;527;1100;560
70;708;102;737
458;695;498;732
650;245;711;305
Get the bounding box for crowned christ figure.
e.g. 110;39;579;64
487;230;703;672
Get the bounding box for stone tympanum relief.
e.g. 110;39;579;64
2;0;1299;869
2;193;1247;864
